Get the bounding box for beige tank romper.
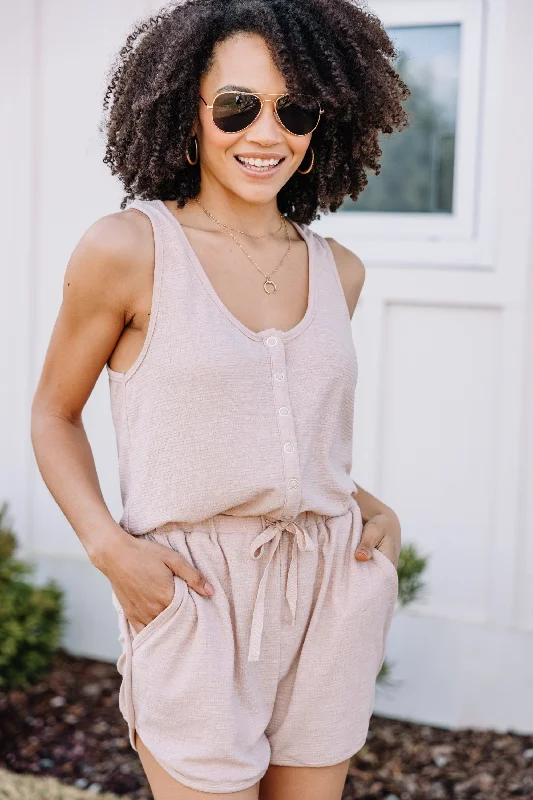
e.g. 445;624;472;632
107;198;399;794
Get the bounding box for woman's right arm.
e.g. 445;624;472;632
31;211;213;634
31;212;138;566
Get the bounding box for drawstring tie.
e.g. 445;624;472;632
247;517;315;662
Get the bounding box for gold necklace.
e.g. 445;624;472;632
194;197;283;239
194;198;292;295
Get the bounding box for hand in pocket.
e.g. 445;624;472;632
103;533;214;634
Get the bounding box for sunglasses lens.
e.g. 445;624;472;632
212;92;262;133
277;95;321;135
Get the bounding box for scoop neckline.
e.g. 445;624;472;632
156;199;316;343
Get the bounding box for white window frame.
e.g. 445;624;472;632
312;0;489;267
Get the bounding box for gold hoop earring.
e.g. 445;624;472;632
297;146;314;174
186;134;199;165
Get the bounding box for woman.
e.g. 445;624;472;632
31;1;409;797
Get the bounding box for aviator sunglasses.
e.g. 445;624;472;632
199;91;324;136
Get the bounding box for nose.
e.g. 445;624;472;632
246;99;285;143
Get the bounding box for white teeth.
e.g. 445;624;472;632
237;156;281;168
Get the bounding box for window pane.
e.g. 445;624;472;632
341;24;460;214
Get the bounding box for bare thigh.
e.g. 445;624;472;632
135;731;260;799
258;759;351;800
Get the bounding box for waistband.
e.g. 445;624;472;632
153;508;335;537
151;503;356;664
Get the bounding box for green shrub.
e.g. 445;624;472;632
396;542;430;607
0;502;65;690
377;541;429;685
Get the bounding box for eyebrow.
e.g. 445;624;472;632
216;84;258;93
216;84;288;94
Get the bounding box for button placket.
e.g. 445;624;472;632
263;333;302;518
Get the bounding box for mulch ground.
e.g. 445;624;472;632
0;649;531;799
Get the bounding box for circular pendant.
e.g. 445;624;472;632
263;278;277;294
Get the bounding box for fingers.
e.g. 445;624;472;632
355;543;396;566
124;575;177;633
142;537;215;598
355;518;383;561
355;516;398;567
168;552;214;597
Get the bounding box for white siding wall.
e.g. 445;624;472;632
1;0;532;733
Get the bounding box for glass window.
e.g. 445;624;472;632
341;24;460;214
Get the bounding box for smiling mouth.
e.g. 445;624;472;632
235;156;286;173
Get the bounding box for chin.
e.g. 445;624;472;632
231;184;281;205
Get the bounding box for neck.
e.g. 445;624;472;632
194;180;283;237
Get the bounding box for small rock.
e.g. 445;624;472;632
75;778;89;788
7;689;27;705
112;736;129;750
91;720;110;735
50;695;66;707
87;782;102;793
429;783;447;799
476;772;495;790
83;682;102;697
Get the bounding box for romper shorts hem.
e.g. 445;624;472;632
136;747;270;794
268;735;368;769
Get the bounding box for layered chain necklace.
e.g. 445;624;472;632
194;197;292;295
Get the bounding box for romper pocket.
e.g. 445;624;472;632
112;574;188;652
131;574;187;652
372;546;399;589
371;548;399;676
111;574;188;751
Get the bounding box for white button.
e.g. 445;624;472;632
266;336;278;347
278;406;290;416
288;479;299;489
274;371;285;381
284;442;295;452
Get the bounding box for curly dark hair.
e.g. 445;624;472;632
100;0;410;225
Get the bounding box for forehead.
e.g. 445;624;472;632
203;34;288;94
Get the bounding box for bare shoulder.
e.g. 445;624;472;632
324;237;366;318
31;207;156;419
63;207;153;314
69;207;152;283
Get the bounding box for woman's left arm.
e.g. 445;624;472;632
326;237;402;569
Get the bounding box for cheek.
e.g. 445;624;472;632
288;137;312;166
198;121;238;165
208;131;232;159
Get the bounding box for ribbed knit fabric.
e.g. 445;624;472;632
108;198;399;792
111;501;399;792
107;198;359;536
